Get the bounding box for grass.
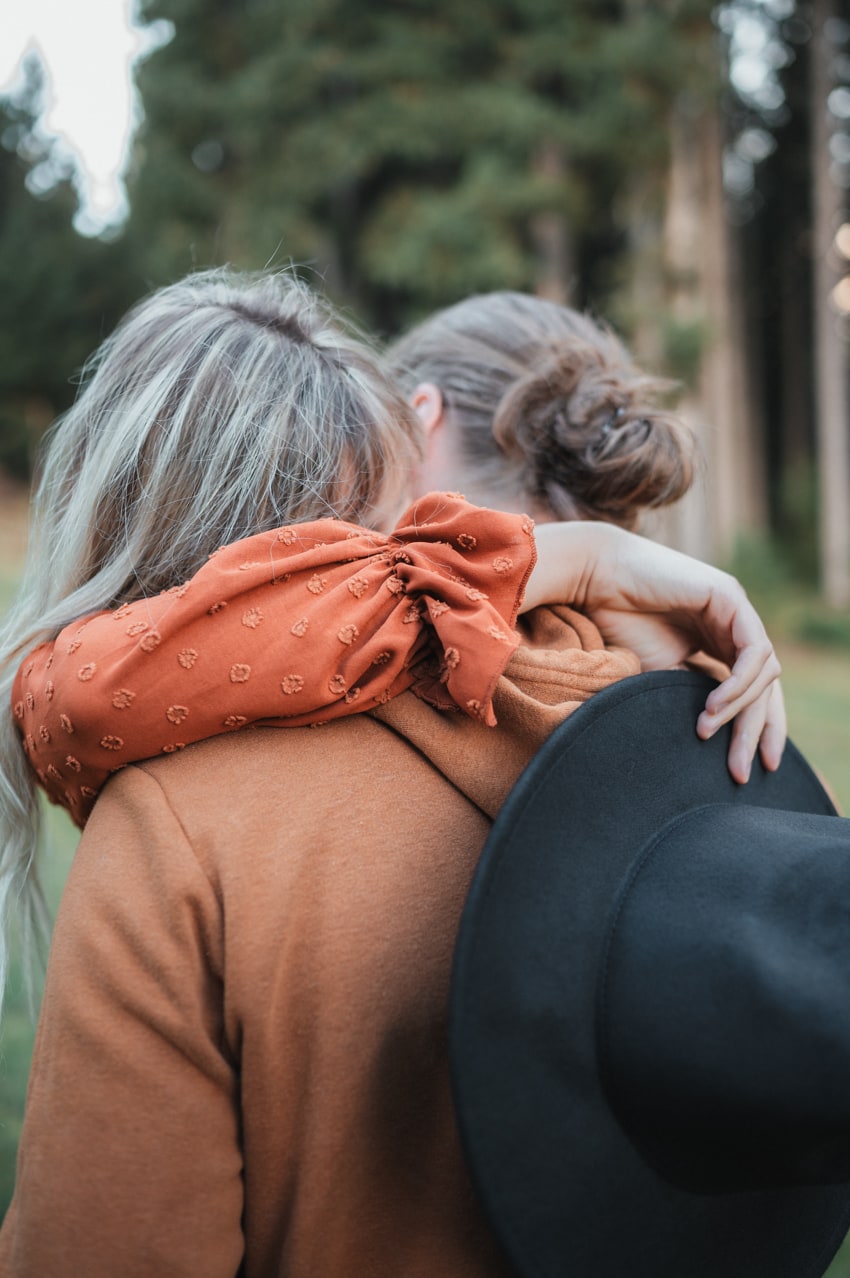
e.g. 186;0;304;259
772;653;850;1278
0;806;78;1212
0;487;82;1211
1;497;850;1270
770;642;850;813
0;487;28;617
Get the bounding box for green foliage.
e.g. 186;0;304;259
0;59;137;482
0;803;78;1220
127;0;719;327
735;466;820;595
0;416;30;482
727;533;794;603
796;611;850;651
728;532;850;656
776;460;819;582
827;1231;850;1277
660;314;706;388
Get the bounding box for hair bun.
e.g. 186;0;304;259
491;340;696;527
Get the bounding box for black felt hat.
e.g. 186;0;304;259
450;670;850;1278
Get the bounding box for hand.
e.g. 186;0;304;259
585;606;786;785
525;522;786;783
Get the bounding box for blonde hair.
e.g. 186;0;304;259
387;291;696;529
0;267;423;1013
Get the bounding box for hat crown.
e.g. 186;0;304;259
600;803;850;1192
451;671;850;1278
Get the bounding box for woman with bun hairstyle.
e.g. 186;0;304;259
387;289;693;528
1;270;781;1277
388;286;785;770
12;288;780;837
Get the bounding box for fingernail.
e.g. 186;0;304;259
698;713;716;739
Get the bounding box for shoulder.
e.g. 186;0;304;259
132;713;404;812
95;712;444;874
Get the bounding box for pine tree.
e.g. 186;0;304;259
0;59;134;479
811;0;850;607
127;0;718;331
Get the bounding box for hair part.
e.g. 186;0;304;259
387;291;696;529
30;268;422;615
0;267;423;1016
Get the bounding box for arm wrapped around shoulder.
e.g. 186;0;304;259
11;494;536;826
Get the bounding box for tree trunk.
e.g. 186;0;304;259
811;0;850;607
642;96;766;564
530;142;574;304
696;105;767;561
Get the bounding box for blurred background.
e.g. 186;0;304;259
2;0;850;1267
2;0;850;590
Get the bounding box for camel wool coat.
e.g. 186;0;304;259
0;608;639;1278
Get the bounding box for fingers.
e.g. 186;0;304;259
696;575;771;675
697;640;781;736
697;677;787;784
693;582;786;783
758;681;788;772
695;576;779;711
722;681;787;783
725;699;766;785
542;528;789;785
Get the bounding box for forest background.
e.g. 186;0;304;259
3;0;850;607
3;0;850;1267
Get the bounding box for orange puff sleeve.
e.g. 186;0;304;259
12;494;536;827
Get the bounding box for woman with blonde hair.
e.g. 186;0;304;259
11;286;781;832
1;269;781;1277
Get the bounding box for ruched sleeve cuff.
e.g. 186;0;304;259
12;493;536;826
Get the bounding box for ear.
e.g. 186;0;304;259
409;382;445;437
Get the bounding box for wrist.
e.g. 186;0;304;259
522;521;621;613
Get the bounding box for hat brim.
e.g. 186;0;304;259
450;670;850;1278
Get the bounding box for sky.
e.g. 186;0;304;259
0;0;170;235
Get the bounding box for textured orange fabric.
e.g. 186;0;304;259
373;605;642;819
0;611;637;1278
12;494;535;827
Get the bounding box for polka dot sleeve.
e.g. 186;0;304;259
12;493;536;827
